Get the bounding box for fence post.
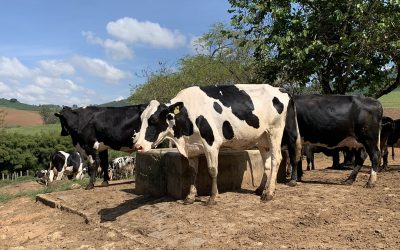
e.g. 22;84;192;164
20;171;22;177
1;173;4;180
26;170;29;176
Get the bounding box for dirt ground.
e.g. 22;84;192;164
1;150;400;250
1;108;400;249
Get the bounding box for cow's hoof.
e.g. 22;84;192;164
85;183;94;190
101;181;109;187
287;180;297;187
342;179;354;185
183;197;195;205
365;182;375;188
206;198;217;206
260;192;273;202
254;187;263;195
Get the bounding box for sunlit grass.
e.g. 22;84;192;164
379;89;400;108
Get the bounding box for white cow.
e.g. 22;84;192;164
135;84;301;205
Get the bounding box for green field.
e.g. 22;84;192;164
6;123;61;135
378;89;400;108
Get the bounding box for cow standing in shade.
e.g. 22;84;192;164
55;105;147;189
287;94;382;188
48;151;84;182
135;84;301;204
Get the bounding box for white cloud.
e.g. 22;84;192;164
82;31;133;60
24;84;46;95
38;59;75;76
0;81;11;93
115;96;125;101
71;55;129;82
0;57;33;78
106;17;187;48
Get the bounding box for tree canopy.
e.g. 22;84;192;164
228;0;400;97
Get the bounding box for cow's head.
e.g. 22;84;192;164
135;100;187;152
54;107;78;137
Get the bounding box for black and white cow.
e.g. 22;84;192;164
287;94;382;188
135;84;301;204
48;151;84;182
109;156;135;180
55;105;147;189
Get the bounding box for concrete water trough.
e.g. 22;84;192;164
135;148;288;199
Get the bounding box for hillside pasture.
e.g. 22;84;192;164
1;107;43;127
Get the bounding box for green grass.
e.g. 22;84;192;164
5;123;61;135
379;89;400;108
0;178;89;203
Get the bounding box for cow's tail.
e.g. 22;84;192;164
285;96;302;162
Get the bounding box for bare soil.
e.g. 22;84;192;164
1;152;400;250
1;108;43;127
1;108;400;249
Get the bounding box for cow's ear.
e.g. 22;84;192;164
54;112;61;117
168;102;184;116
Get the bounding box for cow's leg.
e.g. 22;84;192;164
56;169;64;181
48;169;55;183
184;157;199;205
379;146;389;172
86;154;97;189
75;163;83;180
343;149;367;185
262;133;283;202
204;150;219;206
306;154;312;171
255;146;271;195
311;153;315;170
332;150;340;169
364;142;380;188
99;150;109;187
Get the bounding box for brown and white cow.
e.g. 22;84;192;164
135;84;301;205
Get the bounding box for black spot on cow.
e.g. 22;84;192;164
200;85;259;128
145;104;169;143
171;103;194;138
222;121;234;140
195;115;214;146
213;102;222;114
272;97;284;114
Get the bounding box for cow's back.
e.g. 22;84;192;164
294;95;382;147
171;84;290;145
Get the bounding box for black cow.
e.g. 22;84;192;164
287;94;382;188
55;105;147;189
302;145;354;171
380;117;400;171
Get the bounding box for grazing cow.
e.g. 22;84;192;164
135;84;301;204
287;94;382;188
380;117;399;171
55;105;147;189
109;156;135;180
48;151;84;182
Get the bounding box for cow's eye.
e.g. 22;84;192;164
148;116;158;125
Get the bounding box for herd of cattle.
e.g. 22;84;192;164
35;83;400;205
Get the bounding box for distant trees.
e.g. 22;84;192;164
38;105;60;124
0;130;74;174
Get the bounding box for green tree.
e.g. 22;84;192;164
129;23;258;104
39;105;59;124
228;0;400;97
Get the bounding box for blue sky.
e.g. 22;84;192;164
0;0;232;106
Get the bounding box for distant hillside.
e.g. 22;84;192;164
98;99;131;107
0;98;39;111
